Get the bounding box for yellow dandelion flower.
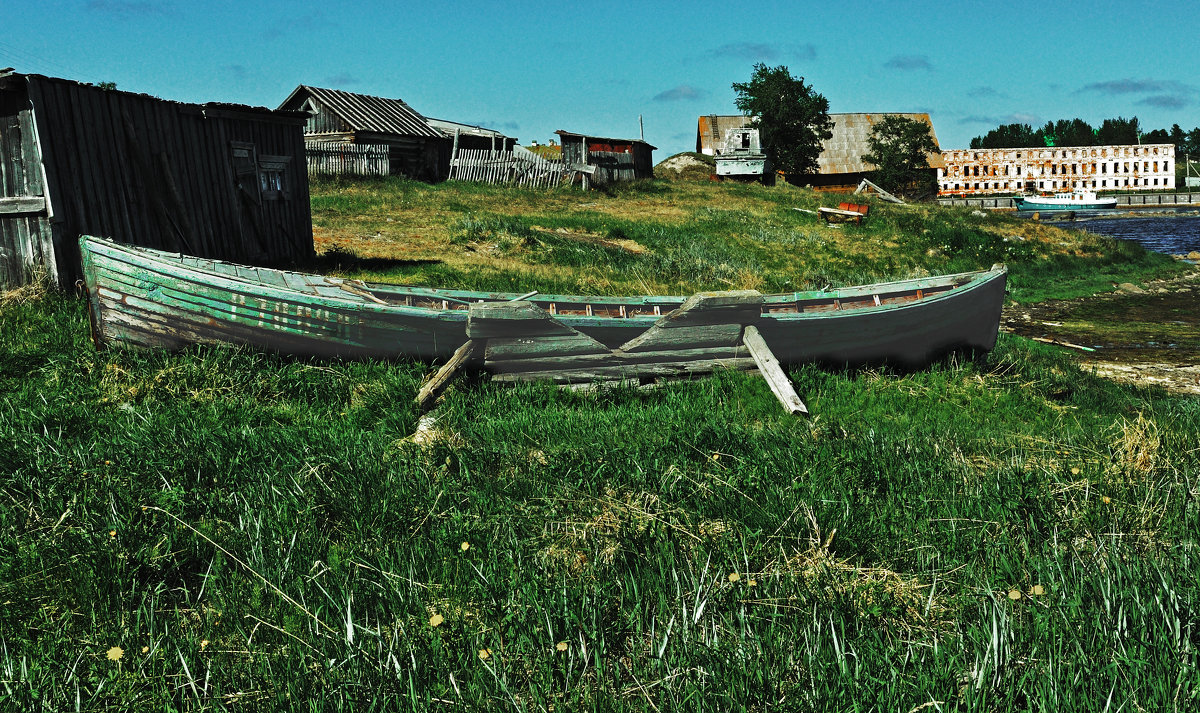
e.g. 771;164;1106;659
711;453;720;461
460;542;470;552
106;646;123;661
1031;584;1046;596
104;460;112;465
728;572;741;583
109;530;116;538
555;641;568;652
748;579;758;587
1007;589;1021;601
1070;467;1080;475
141;646;149;654
1102;496;1111;504
200;640;209;649
429;613;444;628
478;648;491;660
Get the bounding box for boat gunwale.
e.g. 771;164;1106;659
81;235;1007;324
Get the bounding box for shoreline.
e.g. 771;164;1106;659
1001;264;1200;395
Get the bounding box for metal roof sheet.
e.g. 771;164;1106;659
280;85;442;139
555;130;657;150
425;117;513;141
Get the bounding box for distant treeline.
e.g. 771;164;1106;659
970;117;1200;154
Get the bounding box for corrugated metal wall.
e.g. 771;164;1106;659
10;75;313;288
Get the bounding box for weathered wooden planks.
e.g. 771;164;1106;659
449;147;567;188
2;73;312;290
743;325;807;415
415;339;481;411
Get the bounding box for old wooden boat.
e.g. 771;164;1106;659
79;235;1007;371
818;202;870;224
1014;190;1117;211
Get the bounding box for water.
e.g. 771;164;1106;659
1078;214;1200;255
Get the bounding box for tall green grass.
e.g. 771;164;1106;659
2;286;1196;710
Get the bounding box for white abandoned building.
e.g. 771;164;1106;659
938;144;1175;195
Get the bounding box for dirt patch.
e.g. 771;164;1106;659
1002;265;1200;395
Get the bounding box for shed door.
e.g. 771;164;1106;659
0;91;55;289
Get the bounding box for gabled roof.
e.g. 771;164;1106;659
696;112;944;173
280;85;441;139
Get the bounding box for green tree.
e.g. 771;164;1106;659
732;64;833;177
1142;128;1170;144
1095;116;1140;145
861;115;940;200
971;123;1039;149
1050;118;1095;147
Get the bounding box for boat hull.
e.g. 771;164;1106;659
1014;196;1117;210
79;236;1007;368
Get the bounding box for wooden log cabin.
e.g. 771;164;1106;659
279;85;445;181
0;71;313;290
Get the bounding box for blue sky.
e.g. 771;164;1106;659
4;0;1196;156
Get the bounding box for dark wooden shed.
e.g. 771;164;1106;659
0;71;313;290
555;131;656;186
279;85;445;181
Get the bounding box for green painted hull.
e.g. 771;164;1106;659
79;236;1007;366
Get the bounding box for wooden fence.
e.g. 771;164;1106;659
305;141;390;177
449;146;568;188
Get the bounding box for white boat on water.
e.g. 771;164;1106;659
1014;190;1117;211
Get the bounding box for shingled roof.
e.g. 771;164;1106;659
279;85;441;139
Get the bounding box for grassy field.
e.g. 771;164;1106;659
2;178;1198;711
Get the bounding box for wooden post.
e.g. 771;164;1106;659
742;325;808;415
450;128;460;180
414;339;479;412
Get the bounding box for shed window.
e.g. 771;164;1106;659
231;141;292;202
258;155;293;201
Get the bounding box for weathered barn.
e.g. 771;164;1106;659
695;112;944;191
811;113;943;192
556;131;656;186
939;144;1175;196
279;85;445;180
0;71;312;290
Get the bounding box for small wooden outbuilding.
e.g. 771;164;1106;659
0;71;313;290
279;85;445;181
555;131;656;186
426;117;517;180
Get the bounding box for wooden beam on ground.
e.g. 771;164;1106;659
742;325;808;415
414;339;480;411
855;178;905;205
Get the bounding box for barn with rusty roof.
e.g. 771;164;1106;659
696;112;943;191
279;85;445;180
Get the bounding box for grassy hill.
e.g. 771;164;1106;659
1;178;1197;711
